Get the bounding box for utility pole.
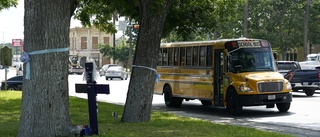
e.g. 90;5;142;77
87;28;91;61
1;31;4;47
128;22;133;69
113;13;117;64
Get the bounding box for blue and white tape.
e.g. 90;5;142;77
20;47;69;80
132;65;161;83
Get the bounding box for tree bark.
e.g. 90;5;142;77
121;0;173;123
303;0;310;60
18;0;72;136
243;0;248;37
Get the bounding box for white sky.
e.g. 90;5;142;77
0;0;124;44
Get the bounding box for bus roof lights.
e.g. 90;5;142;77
261;41;270;47
226;41;238;48
237;41;261;48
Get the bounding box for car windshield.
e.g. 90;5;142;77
101;64;117;70
307;56;317;61
278;63;299;70
229;48;276;73
108;67;123;71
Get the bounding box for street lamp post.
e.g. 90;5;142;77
0;31;7;90
0;31;4;47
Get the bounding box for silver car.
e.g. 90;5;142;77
105;66;128;80
99;64;118;76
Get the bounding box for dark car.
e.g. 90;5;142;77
1;76;23;90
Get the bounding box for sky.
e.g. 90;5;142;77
0;0;124;44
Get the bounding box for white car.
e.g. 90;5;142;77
99;64;118;76
105;66;128;80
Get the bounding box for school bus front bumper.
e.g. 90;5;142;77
238;93;292;106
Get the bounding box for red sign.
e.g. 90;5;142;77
12;39;23;47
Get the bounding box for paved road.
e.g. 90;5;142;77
69;74;320;137
2;69;319;137
67;74;320;137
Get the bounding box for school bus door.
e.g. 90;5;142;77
213;49;224;106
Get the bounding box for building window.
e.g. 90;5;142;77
81;37;87;49
92;37;98;49
104;37;109;44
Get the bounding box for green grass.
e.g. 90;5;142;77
0;91;293;137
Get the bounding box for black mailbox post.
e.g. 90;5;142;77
75;62;110;135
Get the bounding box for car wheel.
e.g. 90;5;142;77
105;77;109;80
304;89;315;96
7;86;15;90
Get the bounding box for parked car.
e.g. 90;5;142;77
277;61;301;76
105;66;128;80
299;53;320;69
1;75;23;90
99;64;118;76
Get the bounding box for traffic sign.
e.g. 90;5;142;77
118;21;127;31
12;39;23;47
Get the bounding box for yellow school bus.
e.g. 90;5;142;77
154;37;292;115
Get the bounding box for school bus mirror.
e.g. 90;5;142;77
273;52;278;60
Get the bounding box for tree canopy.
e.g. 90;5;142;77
0;0;18;11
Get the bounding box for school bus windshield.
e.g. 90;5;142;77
230;48;276;73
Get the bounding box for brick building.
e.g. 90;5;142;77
69;27;114;68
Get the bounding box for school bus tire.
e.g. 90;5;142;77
164;85;183;108
200;100;212;106
226;89;242;115
276;103;290;112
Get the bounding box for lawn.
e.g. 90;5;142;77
0;91;293;137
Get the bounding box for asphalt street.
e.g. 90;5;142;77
67;74;320;137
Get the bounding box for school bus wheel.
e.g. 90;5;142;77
200;100;212;106
163;85;183;108
226;89;243;115
276;103;290;112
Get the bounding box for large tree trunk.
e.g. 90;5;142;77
243;0;248;37
303;0;310;60
18;0;73;136
122;0;173;123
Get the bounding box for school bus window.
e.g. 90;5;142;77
199;46;206;66
158;49;162;65
186;47;192;66
162;48;168;66
193;46;199;66
206;46;212;66
180;47;186;66
168;48;173;66
174;47;179;66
